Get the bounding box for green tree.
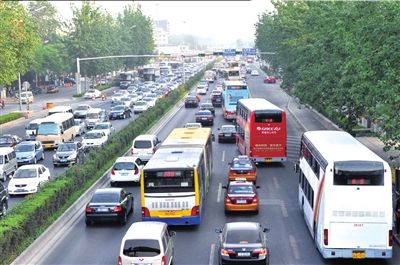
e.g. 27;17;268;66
0;1;40;85
27;1;60;42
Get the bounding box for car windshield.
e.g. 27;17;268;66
112;106;124;111
26;123;39;130
196;111;211;116
14;168;37;179
143;98;152;102
201;104;212;108
76;105;89;110
134;140;151;148
94;124;109;130
91;192;119;203
57;144;76;152
136;101;146;106
221;126;236;133
0;138;12;144
16;144;34;152
123;239;161;257
226;228;261;244
228;185;255;194
87;113;99;119
114;93;123;97
121;98;130;101
186;96;196;100
114;162;135;170
37;123;60;135
85;133;102;139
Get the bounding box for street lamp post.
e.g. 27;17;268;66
18;73;22;111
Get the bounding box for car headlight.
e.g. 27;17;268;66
53;154;57;160
27;155;34;159
68;153;77;160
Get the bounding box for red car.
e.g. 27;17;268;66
264;76;277;84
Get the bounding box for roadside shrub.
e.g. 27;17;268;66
0;112;23;124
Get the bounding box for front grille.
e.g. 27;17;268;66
42;141;54;144
15;184;27;188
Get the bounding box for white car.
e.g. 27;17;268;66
110;156;144;186
73;104;91;119
111;92;126;103
120;97;134;108
84;89;101;99
74;119;87;136
250;70;259;76
133;101;149;114
20;91;34;104
128;94;139;104
8;165;50;195
92;122;115;137
82;130;108;149
142;97;157;108
196;85;207;95
184;122;202;129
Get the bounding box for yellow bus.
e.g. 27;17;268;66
141;128;213;225
36;113;76;149
227;67;241;81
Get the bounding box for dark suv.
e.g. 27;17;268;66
53;142;85;167
0;183;8;217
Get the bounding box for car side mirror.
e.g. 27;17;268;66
263;228;270;233
215;228;222;234
294;163;299;173
228;162;232;166
217;128;220;131
211;134;215;142
256;186;260;189
222;185;227;189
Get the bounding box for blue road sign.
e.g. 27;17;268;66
242;48;256;55
223;49;236;56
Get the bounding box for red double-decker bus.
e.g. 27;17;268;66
236;98;287;163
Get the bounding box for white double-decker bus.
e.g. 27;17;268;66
296;130;393;259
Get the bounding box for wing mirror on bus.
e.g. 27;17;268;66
294;163;299;173
215;228;222;234
263;228;270;233
211;134;215;142
256;185;260;189
169;231;176;237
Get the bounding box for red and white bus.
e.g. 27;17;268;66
236;98;287;163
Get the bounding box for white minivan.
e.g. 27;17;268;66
131;134;160;163
0;147;18;182
24;118;43;140
118;222;175;265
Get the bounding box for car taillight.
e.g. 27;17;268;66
252;195;258;203
134;167;138;175
225;196;231;203
142;207;150;217
111;168;115;175
161;256;166;265
221;249;235;256
117;256;122;265
249;170;256;175
252;248;267;255
113;205;123;213
85;206;93;213
324;229;328;245
389;230;393;247
191;206;199;216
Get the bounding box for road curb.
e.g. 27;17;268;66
11;87;187;265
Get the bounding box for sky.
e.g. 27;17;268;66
48;0;274;47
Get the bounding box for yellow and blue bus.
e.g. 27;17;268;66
141;128;213;225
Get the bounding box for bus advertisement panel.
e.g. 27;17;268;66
141;128;213;226
236;98;287;162
297;131;393;259
222;81;249;120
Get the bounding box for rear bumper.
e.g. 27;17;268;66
142;216;201;226
110;174;140;183
225;203;258;212
320;248;392;259
221;257;268;265
252;157;287;163
86;213;122;222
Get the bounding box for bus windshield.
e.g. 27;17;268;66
37;123;60;135
144;170;195;193
255;111;282;123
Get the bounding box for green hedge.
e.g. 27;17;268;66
0;112;23;125
0;62;214;265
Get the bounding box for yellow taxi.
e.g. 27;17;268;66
228;155;257;183
223;181;260;214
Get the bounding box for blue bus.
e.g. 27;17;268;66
222;80;249;120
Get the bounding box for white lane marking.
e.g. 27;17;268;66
259;199;288;217
221;150;225;162
209;243;215;265
273;176;280;189
217;183;222;203
289;234;301;260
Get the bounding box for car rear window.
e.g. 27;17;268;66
226;229;261;244
221;126;236;133
91;192;119;203
134;140;152;149
228;185;254;194
114;162;135;170
123;239;161;257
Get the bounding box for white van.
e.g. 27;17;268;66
0;147;17;182
24;118;43;140
86;108;107;129
20;91;34;104
48;106;73;116
118;222;175;265
131;134;160;162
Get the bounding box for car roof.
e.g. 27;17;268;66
196;110;212;114
18;141;38;145
221;125;235;128
94;188;123;194
228;180;255;186
0;147;15;154
134;134;157;141
225;222;261;231
115;156;139;163
124;221;167;239
17;164;43;170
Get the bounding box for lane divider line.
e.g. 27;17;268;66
217;183;222;203
289;234;301;260
208;243;215;265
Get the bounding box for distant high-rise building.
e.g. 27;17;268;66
153;20;170;47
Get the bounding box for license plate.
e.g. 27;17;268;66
352;251;365;259
97;208;109;212
235;177;246;181
60;159;67;163
133;263;151;265
225;133;232;137
163;210;176;216
237;252;250;257
44;144;52;148
16;189;26;192
265;158;272;162
121;173;129;176
202;117;207;120
236;200;247;204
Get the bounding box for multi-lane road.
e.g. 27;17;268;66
10;65;400;264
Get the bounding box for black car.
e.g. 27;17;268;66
85;188;133;226
0;183;8;217
109;105;131;120
211;94;223;107
53;141;85;167
216;222;270;265
184;95;199;108
199;102;215;115
0;134;22;148
218;125;237;143
195;110;214;126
